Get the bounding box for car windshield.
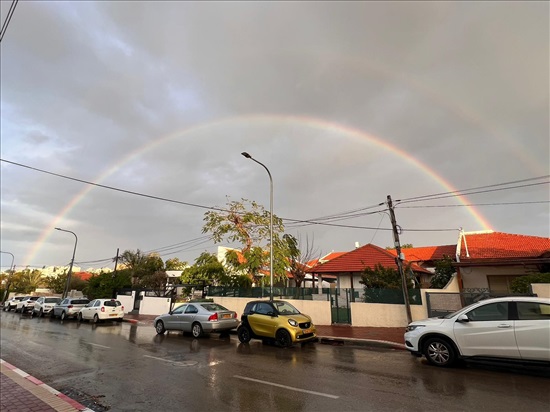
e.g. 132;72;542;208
71;299;90;305
440;298;493;319
273;301;300;315
200;303;228;312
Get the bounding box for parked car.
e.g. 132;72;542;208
78;299;124;323
3;296;26;311
15;296;40;314
404;296;550;367
237;300;317;347
32;296;62;317
154;302;239;338
52;297;90;320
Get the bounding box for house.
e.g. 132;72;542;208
388;245;457;288
308;243;432;299
455;230;550;294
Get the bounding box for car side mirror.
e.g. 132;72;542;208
457;314;469;323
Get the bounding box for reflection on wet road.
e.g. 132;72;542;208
1;311;549;411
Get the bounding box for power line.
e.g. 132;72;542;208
0;0;18;42
399;201;550;208
396;175;549;204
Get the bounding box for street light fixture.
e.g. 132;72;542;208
0;251;15;305
241;152;274;301
55;228;78;299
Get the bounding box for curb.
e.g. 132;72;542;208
0;359;94;412
318;337;406;350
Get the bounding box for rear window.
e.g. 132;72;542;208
71;299;90;305
45;298;60;303
103;300;121;307
29;297;39;301
200;303;228;312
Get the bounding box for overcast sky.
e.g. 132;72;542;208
1;1;548;272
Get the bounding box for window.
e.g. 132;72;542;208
467;302;509;321
94;300;101;307
185;305;198;314
487;275;521;294
517;302;550;320
255;303;273;315
172;305;186;314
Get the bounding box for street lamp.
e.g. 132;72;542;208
55;228;78;299
241;152;274;301
0;251;15;305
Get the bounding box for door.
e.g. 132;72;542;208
181;304;199;332
514;301;550;361
453;301;520;359
166;304;186;330
249;302;278;336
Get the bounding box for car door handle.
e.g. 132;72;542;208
497;324;511;328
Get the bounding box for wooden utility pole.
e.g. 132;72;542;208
387;195;413;324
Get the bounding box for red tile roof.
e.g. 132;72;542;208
73;272;93;281
306;252;346;268
308;243;430;274
459;231;550;259
388;245;456;262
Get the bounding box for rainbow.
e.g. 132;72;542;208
23;114;493;266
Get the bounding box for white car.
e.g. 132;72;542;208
32;296;62;317
3;296;26;311
405;296;550;367
78;299;125;323
15;296;40;314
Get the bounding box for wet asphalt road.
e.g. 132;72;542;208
1;310;549;412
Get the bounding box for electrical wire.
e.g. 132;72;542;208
0;0;18;42
399;201;550;208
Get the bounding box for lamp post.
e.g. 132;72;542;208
55;228;78;299
241;152;274;301
0;251;15;305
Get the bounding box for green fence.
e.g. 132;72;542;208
363;288;422;305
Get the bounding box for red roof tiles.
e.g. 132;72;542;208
309;243;430;274
388;245;456;262
459;231;550;259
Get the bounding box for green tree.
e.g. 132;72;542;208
360;264;401;289
120;250;164;287
510;273;550;294
181;252;226;285
45;272;88;294
202;198;290;284
86;270;132;300
9;269;44;294
429;255;456;289
165;257;188;271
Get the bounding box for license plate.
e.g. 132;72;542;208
109;313;117;317
222;314;232;319
302;328;311;334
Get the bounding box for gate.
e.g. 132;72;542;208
327;288;354;324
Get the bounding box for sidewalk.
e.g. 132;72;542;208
0;359;94;412
122;313;407;350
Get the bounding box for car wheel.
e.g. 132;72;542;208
423;337;456;367
155;321;166;335
276;329;292;348
191;322;203;338
38;309;43;318
60;311;66;321
77;312;83;322
237;326;252;343
93;314;99;324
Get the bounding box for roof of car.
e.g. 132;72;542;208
478;296;549;303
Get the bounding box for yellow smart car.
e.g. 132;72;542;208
237;300;317;347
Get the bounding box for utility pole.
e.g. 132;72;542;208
387;195;413;324
112;248;119;298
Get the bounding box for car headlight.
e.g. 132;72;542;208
406;325;425;332
288;319;298;327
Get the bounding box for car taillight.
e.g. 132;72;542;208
208;313;218;321
121;306;124;311
67;305;73;309
233;313;237;318
101;307;105;312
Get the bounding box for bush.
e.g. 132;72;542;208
510;273;550;294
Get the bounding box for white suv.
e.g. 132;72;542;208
404;297;550;367
32;296;62;317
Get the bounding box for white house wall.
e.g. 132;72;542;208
461;265;535;290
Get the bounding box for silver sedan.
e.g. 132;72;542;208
154;302;239;338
